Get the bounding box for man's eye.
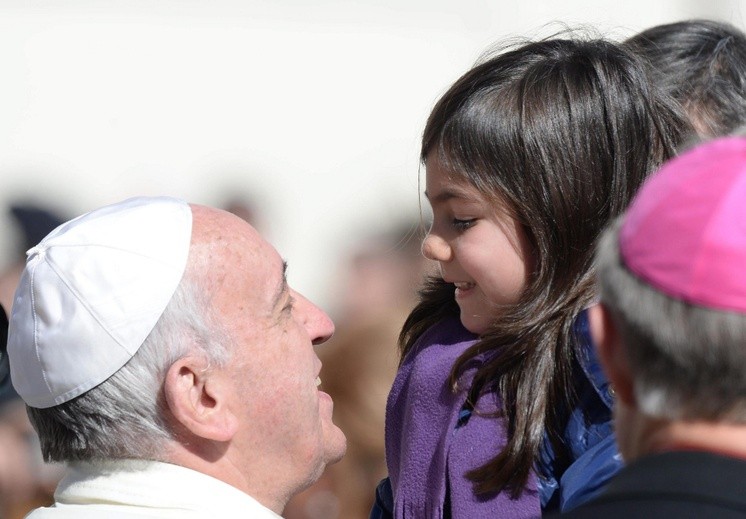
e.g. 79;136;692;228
283;297;295;314
452;218;476;231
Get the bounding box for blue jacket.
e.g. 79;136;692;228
371;310;622;517
535;310;622;512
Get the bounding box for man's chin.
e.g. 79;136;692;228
324;427;347;465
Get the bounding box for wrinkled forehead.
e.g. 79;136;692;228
188;205;284;317
190;205;268;261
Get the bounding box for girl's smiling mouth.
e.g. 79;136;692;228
454;281;476;298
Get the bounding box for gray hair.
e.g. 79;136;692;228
27;270;229;462
596;218;746;423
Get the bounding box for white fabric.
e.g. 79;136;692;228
8;197;192;408
25;459;283;518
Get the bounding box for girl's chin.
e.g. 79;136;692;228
458;309;490;336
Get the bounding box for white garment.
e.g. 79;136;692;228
25;459;283;518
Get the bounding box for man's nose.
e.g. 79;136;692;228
295;292;335;345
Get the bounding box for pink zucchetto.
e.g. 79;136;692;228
620;136;746;313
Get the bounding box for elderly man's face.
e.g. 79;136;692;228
192;206;345;493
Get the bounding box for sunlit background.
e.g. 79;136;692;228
1;0;742;312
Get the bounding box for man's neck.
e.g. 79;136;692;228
164;440;288;515
642;420;746;461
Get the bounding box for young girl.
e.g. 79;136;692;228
372;37;689;518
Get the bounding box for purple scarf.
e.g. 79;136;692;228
385;317;540;518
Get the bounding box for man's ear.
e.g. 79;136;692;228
163;356;238;442
588;303;636;407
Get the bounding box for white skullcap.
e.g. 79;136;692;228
8;196;192;408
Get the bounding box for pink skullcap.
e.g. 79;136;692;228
620;136;746;313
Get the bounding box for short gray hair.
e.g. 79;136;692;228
597;218;746;423
27;270;229;462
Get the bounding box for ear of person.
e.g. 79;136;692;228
164;356;239;442
588;304;635;408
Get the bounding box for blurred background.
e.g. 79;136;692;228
0;1;743;518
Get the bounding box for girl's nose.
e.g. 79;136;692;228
422;233;452;262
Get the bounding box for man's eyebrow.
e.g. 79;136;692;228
271;260;289;310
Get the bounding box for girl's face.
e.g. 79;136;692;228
422;155;534;335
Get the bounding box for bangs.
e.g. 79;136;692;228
423;82;523;205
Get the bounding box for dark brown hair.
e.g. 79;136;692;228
400;37;688;496
626;19;746;139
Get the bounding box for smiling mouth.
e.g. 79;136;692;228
316;376;322;387
453;282;476;300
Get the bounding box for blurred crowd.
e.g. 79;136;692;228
0;203;67;519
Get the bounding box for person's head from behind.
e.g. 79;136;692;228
7;197;345;514
626;19;746;140
410;35;689;496
591;137;746;462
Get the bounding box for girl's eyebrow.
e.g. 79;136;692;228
424;187;474;204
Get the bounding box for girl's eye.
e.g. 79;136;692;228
452;218;476;231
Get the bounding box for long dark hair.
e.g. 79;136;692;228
400;37;689;496
626;19;746;139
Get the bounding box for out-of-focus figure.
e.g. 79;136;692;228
285;222;429;519
0;204;66;311
626;19;746;140
0;204;66;519
222;195;263;232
